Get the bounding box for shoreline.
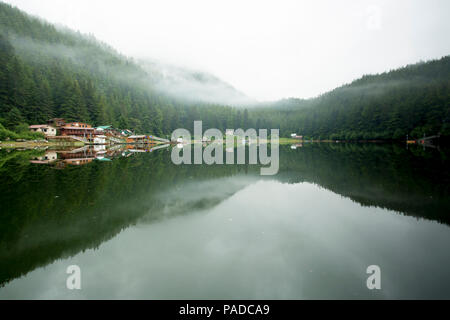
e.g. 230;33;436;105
0;139;422;150
0;140;168;149
0;141;85;149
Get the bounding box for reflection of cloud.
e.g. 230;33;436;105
138;176;259;222
2;181;449;299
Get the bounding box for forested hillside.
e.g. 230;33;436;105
250;56;450;139
0;2;245;136
0;2;449;140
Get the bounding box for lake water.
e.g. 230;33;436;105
0;143;449;299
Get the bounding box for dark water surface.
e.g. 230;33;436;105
0;143;449;299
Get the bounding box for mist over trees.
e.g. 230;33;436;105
0;2;449;139
0;3;243;136
139;60;255;107
249;58;450;139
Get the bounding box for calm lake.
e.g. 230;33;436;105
0;143;449;299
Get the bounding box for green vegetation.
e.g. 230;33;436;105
251;57;450;140
0;3;241;136
1;2;449;140
0;123;44;140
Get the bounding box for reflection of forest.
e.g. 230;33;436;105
278;144;450;226
0;143;448;287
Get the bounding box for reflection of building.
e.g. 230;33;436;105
93;135;107;145
125;144;169;153
30;151;58;164
64;158;94;166
29;125;57;137
127;148;148;153
150;144;170;152
290;144;303;150
29;146;129;167
126;135;147;144
94;145;106;152
58;147;96;166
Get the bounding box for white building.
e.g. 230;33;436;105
29;125;57;137
291;133;303;139
93;135;107;145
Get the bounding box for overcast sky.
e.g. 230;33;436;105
4;0;450;101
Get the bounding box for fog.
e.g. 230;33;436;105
3;0;450;101
140;60;256;105
8;32;255;105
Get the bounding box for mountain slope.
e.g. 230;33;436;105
0;2;248;135
250;56;450;139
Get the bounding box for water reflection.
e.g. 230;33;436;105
27;144;171;166
290;143;303;150
30;151;58;164
0;143;449;299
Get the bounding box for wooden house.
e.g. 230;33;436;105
60;122;95;138
47;118;66;128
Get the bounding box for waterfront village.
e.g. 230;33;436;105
26;118;171;167
21;119;307;167
29;118;170;145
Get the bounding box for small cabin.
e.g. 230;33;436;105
47;118;66;128
29;125;57;137
121;129;133;137
291;133;303;140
